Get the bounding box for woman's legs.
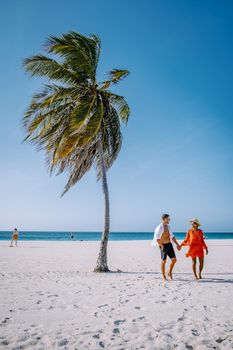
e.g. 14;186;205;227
198;257;204;279
192;258;198;279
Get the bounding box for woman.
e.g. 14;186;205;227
180;219;208;280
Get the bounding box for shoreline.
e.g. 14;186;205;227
1;239;233;244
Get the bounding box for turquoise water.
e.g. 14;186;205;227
1;231;233;241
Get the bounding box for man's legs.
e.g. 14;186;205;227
192;258;198;279
161;260;167;280
168;257;177;280
198;257;204;279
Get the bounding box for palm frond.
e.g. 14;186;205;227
107;69;130;84
23;55;79;84
23;84;75;128
60;141;98;195
102;105;122;168
71;96;103;146
95;102;122;179
44;31;101;79
106;92;130;124
70;94;96;129
55;95;103;158
100;69;130;90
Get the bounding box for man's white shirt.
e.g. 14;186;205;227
152;223;174;246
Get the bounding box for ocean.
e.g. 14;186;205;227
1;231;233;241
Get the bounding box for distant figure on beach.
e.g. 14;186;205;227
152;214;181;280
180;218;208;280
10;228;19;247
70;233;75;240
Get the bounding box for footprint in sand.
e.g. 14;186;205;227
17;334;29;342
177;316;184;321
114;319;125;326
2;317;10;324
0;340;9;346
191;329;199;336
48;294;58;298
58;338;68;346
98;304;108;308
113;328;120;334
216;337;226;343
92;334;100;339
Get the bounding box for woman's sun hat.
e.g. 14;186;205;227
190;218;201;226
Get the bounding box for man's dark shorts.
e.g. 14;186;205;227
160;242;176;260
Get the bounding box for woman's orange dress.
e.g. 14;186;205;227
181;229;207;258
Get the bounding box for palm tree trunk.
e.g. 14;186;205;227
94;139;110;272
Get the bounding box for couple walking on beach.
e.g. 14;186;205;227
152;214;208;280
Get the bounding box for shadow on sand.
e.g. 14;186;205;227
108;270;233;283
198;277;233;284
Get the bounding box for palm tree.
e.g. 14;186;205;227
23;31;130;272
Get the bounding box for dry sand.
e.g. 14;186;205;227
0;240;233;349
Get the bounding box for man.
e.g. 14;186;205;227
152;214;180;280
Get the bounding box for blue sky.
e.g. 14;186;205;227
0;0;233;232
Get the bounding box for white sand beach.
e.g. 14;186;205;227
0;240;232;349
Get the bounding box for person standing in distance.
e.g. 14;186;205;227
10;228;19;247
